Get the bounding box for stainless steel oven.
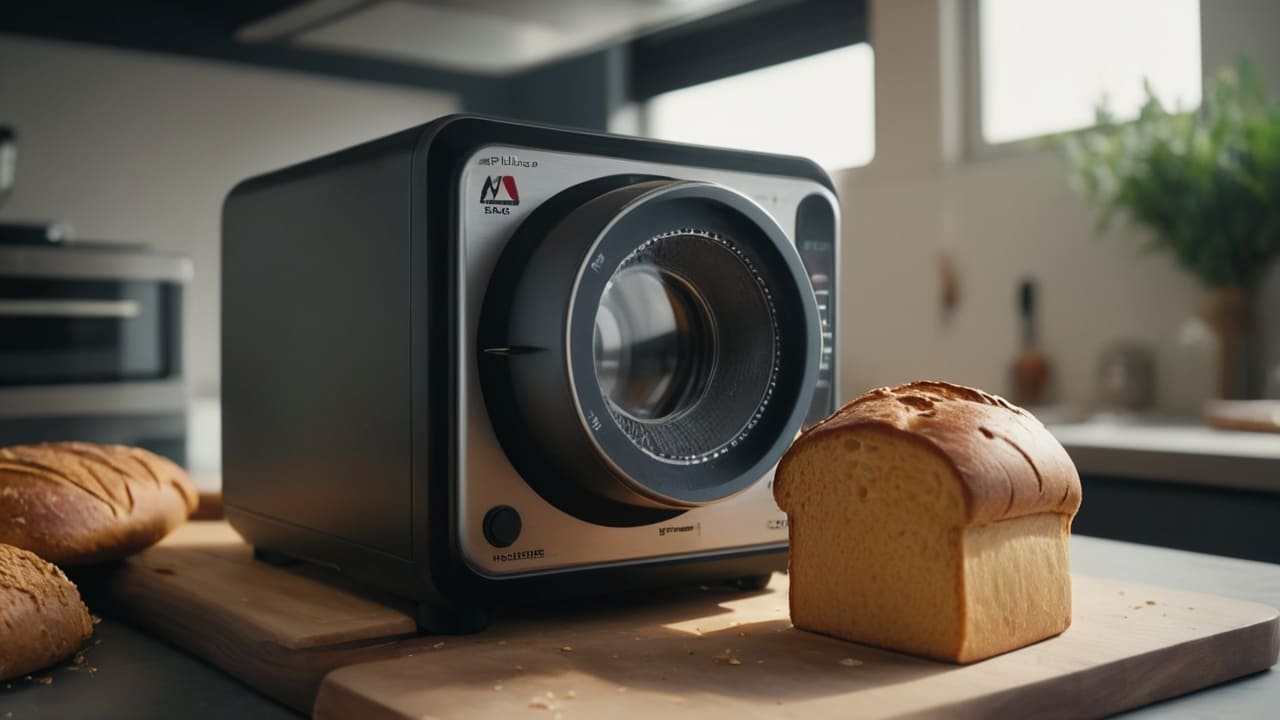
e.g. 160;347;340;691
0;239;191;463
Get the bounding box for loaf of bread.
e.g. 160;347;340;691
0;542;94;680
0;442;198;565
774;381;1082;663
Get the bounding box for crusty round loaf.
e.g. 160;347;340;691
0;542;94;680
0;442;198;565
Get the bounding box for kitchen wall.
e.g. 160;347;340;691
3;1;1277;418
0;34;458;399
833;0;1280;412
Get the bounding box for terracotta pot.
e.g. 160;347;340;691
1198;287;1251;399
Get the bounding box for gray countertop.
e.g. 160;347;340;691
0;534;1276;719
1051;420;1280;493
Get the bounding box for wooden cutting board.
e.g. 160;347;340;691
101;522;1279;719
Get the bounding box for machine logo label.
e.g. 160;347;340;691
480;175;521;206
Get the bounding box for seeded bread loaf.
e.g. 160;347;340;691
774;380;1082;663
0;442;198;565
0;542;93;680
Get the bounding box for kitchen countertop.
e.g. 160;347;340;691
1;534;1276;719
1050;420;1280;493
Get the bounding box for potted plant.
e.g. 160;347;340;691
1058;59;1280;399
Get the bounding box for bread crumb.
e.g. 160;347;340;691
33;676;52;685
727;658;742;665
616;686;628;693
565;690;576;699
11;517;24;525
433;641;447;649
560;645;573;652
738;631;747;638
545;691;556;699
515;665;524;671
493;684;503;691
91;615;102;625
838;658;863;667
528;697;554;710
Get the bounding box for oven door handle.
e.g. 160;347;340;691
0;298;142;318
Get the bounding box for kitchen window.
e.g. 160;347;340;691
975;0;1202;146
641;43;875;171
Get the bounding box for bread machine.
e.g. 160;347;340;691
222;115;839;631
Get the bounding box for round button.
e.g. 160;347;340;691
483;505;522;548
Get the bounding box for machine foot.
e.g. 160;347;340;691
253;547;300;566
728;573;773;591
416;603;492;634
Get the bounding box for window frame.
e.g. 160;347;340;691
634;42;876;170
961;0;1205;161
627;0;873;169
628;0;869;103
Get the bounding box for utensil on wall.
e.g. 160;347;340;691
938;250;959;320
0;126;15;210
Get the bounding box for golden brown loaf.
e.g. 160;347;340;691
0;542;94;680
774;380;1082;663
0;442;198;565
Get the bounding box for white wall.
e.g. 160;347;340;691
833;0;1279;410
0;34;458;397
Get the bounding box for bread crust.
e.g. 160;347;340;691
0;442;198;565
0;542;94;680
777;381;1081;525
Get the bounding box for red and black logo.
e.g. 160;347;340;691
480;176;520;206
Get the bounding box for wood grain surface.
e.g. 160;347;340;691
104;522;1279;718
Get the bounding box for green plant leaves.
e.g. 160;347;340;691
1054;57;1280;289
